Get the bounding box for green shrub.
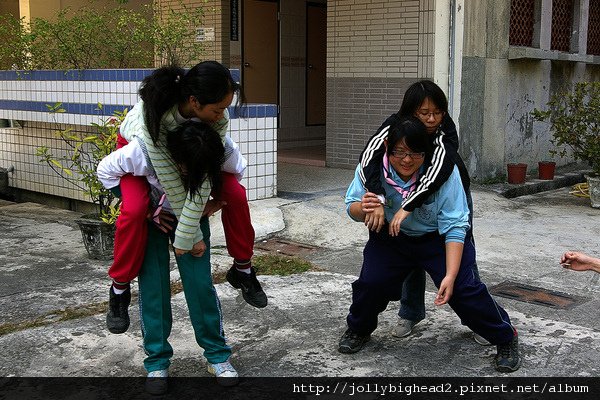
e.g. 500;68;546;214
532;81;600;176
36;103;126;224
0;0;208;70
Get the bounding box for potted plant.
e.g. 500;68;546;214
532;81;600;208
506;163;528;184
37;103;126;259
537;161;556;180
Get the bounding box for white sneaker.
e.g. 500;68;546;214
208;360;239;386
145;369;168;395
392;318;418;338
473;332;493;346
147;369;169;378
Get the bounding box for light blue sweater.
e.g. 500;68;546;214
345;164;470;243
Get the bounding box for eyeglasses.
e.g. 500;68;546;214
390;150;425;160
417;110;444;119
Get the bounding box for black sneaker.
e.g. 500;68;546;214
226;266;268;308
106;286;131;334
494;331;521;373
338;328;370;354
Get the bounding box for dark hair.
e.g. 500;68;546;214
386;116;432;157
398;80;448;117
166;121;225;196
139;61;244;144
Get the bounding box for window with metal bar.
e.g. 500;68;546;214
587;0;600;55
551;0;574;52
510;0;536;46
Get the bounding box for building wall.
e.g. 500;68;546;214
326;0;435;169
0;0;19;16
460;0;600;180
153;0;229;66
0;69;278;204
27;0;151;20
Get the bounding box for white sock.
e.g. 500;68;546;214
236;267;251;274
112;286;127;295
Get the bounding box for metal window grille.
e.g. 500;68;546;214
551;0;574;51
587;0;600;55
510;0;535;46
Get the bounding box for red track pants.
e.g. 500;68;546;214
108;134;255;284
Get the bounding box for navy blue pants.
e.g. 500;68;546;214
347;229;514;345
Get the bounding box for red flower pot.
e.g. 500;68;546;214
507;163;527;184
538;161;556;180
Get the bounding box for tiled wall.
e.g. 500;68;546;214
156;0;229;64
0;68;277;203
326;0;435;168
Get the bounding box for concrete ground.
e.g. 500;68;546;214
0;163;599;381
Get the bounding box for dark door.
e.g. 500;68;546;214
243;0;278;104
306;3;326;125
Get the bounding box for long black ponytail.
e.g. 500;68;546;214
139;61;244;145
139;65;186;144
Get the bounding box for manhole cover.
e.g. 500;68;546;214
489;281;587;309
255;238;319;257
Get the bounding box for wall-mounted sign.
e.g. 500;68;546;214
196;27;215;42
231;0;239;41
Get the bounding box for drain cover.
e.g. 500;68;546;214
255;238;319;257
489;281;587;309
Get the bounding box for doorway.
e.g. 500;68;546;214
278;1;327;167
242;0;279;104
306;2;326;126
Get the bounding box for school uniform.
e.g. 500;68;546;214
344;164;515;345
97;138;232;372
358;114;479;323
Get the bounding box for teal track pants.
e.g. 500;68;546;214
138;218;231;373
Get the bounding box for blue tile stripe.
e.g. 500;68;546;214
0;100;129;116
0;69;155;82
0;68;242;82
0;100;277;119
230;69;240;83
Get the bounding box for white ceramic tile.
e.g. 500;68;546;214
248;166;258;179
247;153;257;166
249;129;257;142
266;173;275;186
249;188;257;201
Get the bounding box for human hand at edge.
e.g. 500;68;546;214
361;192;382;213
202;199;227;217
174;247;188;257
361;192;385;232
389;208;410;236
149;210;175;233
190;240;207;258
434;275;455;306
174;240;207;258
560;251;599;272
364;206;385;232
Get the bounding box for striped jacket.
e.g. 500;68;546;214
119;101;229;251
359;113;470;212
